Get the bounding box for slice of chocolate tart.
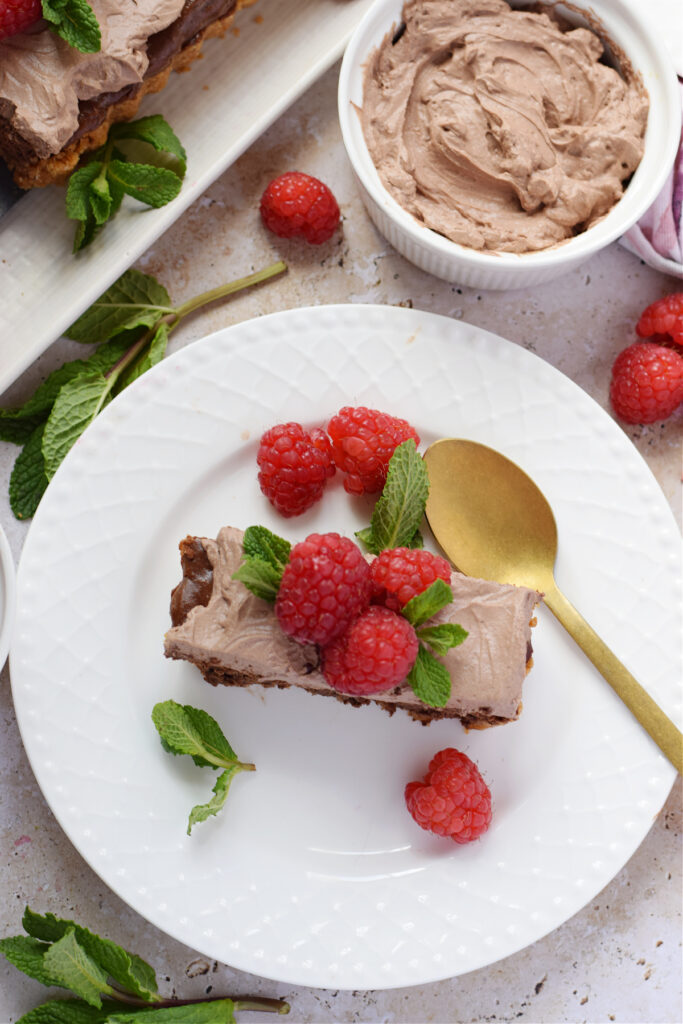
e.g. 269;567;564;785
164;526;541;729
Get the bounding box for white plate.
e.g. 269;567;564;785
0;523;15;671
0;0;376;398
10;305;680;990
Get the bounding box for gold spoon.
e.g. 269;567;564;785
423;438;682;775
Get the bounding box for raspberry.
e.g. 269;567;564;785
260;171;340;244
370;547;452;610
275;533;372;646
327;406;421;495
257;422;335;517
636;293;683;349
609;342;683;424
0;0;41;39
321;606;418;696
405;748;492;844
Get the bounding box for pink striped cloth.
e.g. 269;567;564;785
620;79;683;279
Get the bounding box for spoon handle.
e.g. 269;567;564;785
544;583;682;775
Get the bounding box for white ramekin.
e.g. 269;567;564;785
338;0;681;290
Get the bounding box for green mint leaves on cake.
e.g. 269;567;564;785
0;261;286;520
66;116;188;251
42;0;101;54
152;701;255;835
232;526;291;601
0;908;290;1023
355;439;428;554
355;440;468;707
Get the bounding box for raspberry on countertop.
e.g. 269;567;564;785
609;341;683;424
260;171;340;245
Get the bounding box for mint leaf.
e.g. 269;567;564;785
114;322;169;393
359;440;429;554
9;423;49;520
406;645;452;708
22;909;159;1003
0;334;131;432
416;623;468;656
108;162;183;208
187;767;242;835
65;163;102;222
0;415;44;444
108;1001;237;1024
242;527;291;572
231;556;282;602
72;213;98;253
110;116;187;176
152;701;254;833
401;579;454;627
17;999;113;1023
0;935;60;988
42;373;110;480
42;931;112;1008
66;269;172;344
42;0;101;52
151;701;239;769
88;175;112;226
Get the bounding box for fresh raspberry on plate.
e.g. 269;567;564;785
321;605;418;696
275;532;372;646
0;0;42;39
326;406;420;494
257;421;335;517
609;341;683;424
405;748;492;844
370;547;452;610
635;293;683;349
260;171;340;244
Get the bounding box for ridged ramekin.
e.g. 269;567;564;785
338;0;680;290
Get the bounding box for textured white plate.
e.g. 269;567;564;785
0;0;375;398
10;306;681;990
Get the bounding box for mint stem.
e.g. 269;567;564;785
110;990;288;1012
103;259;286;392
174;261;287;320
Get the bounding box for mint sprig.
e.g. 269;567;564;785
66;116;187;251
232;525;291;602
42;0;101;54
151;701;255;834
406;645;453;709
356;439;429;554
401;578;454;626
401;582;468;707
0;262;286;520
0;909;289;1024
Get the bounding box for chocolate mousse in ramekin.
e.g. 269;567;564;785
339;0;680;289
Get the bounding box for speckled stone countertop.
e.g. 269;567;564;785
1;61;681;1024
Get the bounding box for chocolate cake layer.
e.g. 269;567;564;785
164;527;541;729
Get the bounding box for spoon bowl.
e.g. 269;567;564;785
424;438;682;775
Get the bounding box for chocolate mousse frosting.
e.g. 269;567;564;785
0;0;186;158
0;0;246;187
164;526;541;728
360;0;649;253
